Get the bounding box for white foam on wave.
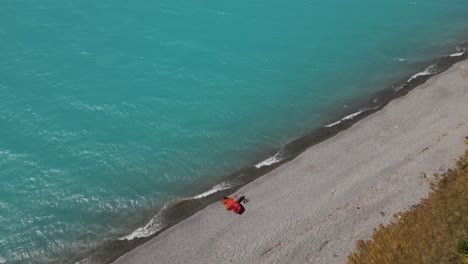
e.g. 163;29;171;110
191;182;233;199
325;120;342;128
325;105;380;128
120;182;235;240
255;151;282;168
341;111;364;121
119;206;167;240
75;258;90;264
449;51;464;57
407;64;437;82
325;110;365;128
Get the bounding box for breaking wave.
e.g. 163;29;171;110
190;182;233;199
325;105;380;128
119;206;167;240
120;182;235;240
449;51;464;57
255;151;283;168
407;64;438;82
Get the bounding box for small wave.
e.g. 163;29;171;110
75;258;92;264
71;102;107;112
0;149;11;156
62;96;115;113
120;180;236;241
205;9;227;16
190;182;233;199
255;151;282;168
75;256;102;264
119;207;167;240
0;148;29;161
407;64;438;82
449;51;464;57
39;129;88;143
120;182;235;240
325;105;380;128
42;168;65;176
342;111;360;121
325;110;365;128
325;120;342;128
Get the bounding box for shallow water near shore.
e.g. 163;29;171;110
1;0;468;263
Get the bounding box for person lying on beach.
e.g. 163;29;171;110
220;196;248;215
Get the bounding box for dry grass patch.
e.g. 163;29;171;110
348;149;468;264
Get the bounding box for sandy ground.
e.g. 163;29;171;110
113;59;468;264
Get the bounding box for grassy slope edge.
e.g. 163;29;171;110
347;146;468;264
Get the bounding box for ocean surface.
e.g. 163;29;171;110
1;0;468;263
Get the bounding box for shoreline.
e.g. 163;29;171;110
77;43;467;264
112;54;468;264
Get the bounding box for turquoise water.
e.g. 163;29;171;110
1;0;467;263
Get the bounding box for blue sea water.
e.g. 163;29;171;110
1;0;468;263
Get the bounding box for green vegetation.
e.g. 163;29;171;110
348;148;468;264
458;240;468;254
